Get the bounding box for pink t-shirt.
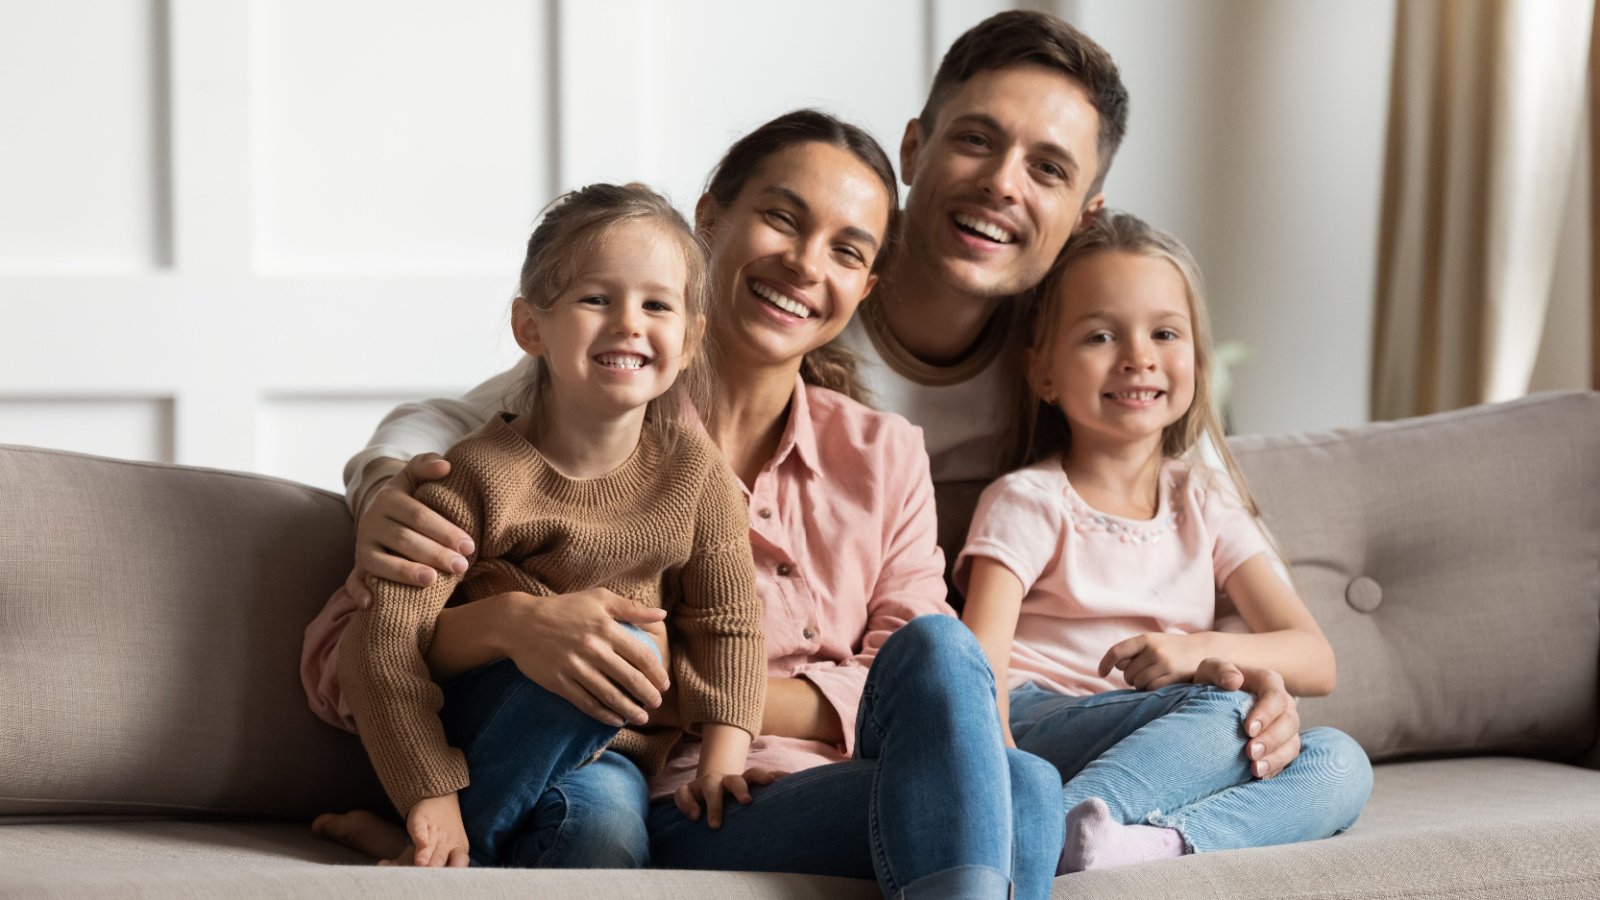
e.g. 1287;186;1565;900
302;376;952;798
954;457;1268;697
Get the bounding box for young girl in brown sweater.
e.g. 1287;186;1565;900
338;183;765;868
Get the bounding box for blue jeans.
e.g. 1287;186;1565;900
649;615;1064;900
437;632;655;868
1008;681;1372;853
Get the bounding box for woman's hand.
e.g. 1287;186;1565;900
1097;632;1214;690
644;684;682;729
345;454;475;606
1192;658;1303;780
494;590;671;728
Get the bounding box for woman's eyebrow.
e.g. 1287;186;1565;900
759;185;879;251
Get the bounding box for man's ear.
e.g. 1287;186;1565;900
694;193;722;242
1074;193;1107;233
511;299;545;357
899;118;925;188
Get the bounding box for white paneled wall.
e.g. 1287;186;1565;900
3;0;1422;490
1;0;1008;493
1076;0;1397;435
0;2;166;272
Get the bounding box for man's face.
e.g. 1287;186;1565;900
900;64;1105;301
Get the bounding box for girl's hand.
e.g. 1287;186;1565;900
1098;632;1213;690
673;771;755;829
403;792;470;868
345;454;475;607
742;765;790;787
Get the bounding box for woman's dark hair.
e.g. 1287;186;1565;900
702;109;899;404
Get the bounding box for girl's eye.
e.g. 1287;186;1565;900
644;300;675;312
1085;331;1113;345
579;295;607;306
764;210;797;231
836;245;867;267
1154;328;1181;341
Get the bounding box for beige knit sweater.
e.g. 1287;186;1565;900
339;414;765;815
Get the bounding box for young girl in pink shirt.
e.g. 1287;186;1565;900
957;211;1372;873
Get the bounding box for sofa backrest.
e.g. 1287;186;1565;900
5;392;1596;819
1229;391;1600;763
0;446;386;818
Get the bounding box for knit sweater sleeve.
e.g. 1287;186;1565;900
338;448;489;816
669;452;766;741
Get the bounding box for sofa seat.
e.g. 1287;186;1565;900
5;756;1597;899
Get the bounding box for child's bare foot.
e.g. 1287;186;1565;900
311;810;409;861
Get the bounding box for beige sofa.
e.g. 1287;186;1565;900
3;391;1598;899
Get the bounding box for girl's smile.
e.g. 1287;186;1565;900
513;219;691;425
1029;249;1196;453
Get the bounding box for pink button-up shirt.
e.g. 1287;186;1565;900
650;377;952;796
302;376;952;797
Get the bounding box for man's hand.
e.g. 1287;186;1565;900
1194;657;1302;779
346;454;475;606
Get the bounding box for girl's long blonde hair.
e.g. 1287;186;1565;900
505;182;712;457
1002;210;1262;518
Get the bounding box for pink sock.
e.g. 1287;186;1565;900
1058;797;1188;874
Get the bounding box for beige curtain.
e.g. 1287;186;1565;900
1373;0;1594;419
1592;6;1600;391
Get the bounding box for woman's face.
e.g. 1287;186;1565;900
698;141;892;372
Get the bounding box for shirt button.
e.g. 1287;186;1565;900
758;508;773;519
777;563;792;576
803;627;816;640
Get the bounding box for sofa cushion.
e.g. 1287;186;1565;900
0;820;880;898
2;757;1596;898
1063;756;1600;899
0;446;386;817
1229;392;1600;762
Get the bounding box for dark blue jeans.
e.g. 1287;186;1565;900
438;639;653;868
649;615;1064;900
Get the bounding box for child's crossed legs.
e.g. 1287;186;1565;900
1008;682;1371;870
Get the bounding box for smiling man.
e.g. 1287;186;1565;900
833;12;1128;532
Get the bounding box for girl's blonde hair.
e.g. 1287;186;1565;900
1003;209;1262;518
507;182;712;456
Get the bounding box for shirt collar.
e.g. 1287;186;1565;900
772;373;821;476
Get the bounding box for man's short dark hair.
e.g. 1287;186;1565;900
920;11;1130;192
